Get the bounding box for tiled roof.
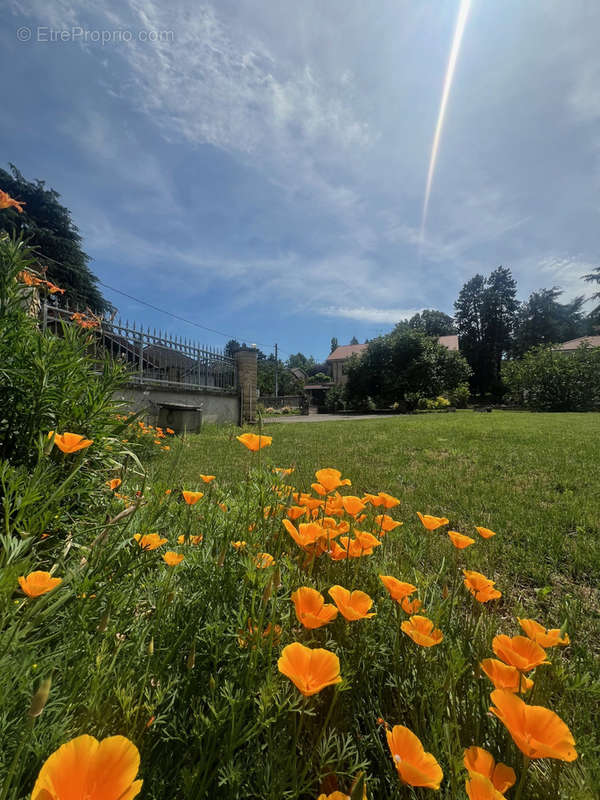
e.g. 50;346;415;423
554;336;600;351
327;343;368;361
438;334;459;350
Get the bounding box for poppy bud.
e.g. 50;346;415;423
28;677;52;717
166;591;175;604
209;674;216;692
187;643;196;670
97;609;110;632
147;637;154;656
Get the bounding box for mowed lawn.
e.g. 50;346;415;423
165;410;600;793
178;410;600;592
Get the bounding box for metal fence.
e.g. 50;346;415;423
41;301;236;391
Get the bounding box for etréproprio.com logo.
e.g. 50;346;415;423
16;26;174;44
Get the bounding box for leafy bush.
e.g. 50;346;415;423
417;395;451;410
503;344;600;411
345;330;471;411
449;382;471;408
325;384;346;413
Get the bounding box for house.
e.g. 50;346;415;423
553;336;600;353
326;335;460;386
326;343;368;385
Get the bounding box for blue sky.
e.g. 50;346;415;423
3;0;600;361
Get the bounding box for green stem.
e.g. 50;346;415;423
514;756;530;800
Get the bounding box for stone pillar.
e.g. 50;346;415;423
235;346;258;424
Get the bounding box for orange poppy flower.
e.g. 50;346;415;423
298;493;324;511
311;482;328;496
177;534;203;545
182;491;203;505
463;746;516;793
107;478;122;491
273;467;294;476
236;433;272;451
0;189;25;212
328;585;376;620
379;575;417;603
401;615;443;647
463;570;502;603
337;532;381;558
465;773;507;800
133;533;167;550
163;551;184;566
291;587;338;629
376;491;400;508
200;474;216;483
374;514;403;533
492;635;549;672
48;431;93;454
480;659;534;694
255;552;275;568
317;793;350;800
314;468;351;493
287;505;308;521
475;526;496;539
277;642;342;696
518;618;570;647
324;495;345;517
386;725;443;789
282;519;327;550
31;734;142;800
218;502;228;512
166;427;175;434
489;689;577;761
448;531;475;549
231;540;246;550
341;495;366;516
416;512;449;531
18;571;62;598
401;596;423;614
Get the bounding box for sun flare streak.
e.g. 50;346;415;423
420;0;473;246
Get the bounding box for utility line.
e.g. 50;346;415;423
30;248;295;357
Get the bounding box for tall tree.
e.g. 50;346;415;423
454;274;487;394
349;336;359;345
0;164;107;312
407;309;456;336
513;288;585;356
287;352;315;371
224;339;241;358
483;266;519;386
582;266;600;321
330;337;338;353
454;267;518;396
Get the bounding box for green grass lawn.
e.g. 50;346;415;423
179;410;600;592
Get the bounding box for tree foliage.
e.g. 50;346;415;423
407;309;456;336
454;267;518;397
503;344;600;411
513;288;585;356
344;329;471;410
0;164;107;312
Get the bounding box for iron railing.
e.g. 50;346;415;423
41;300;236;391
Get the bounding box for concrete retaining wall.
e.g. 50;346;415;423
114;385;239;427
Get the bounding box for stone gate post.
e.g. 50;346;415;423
234;346;258;424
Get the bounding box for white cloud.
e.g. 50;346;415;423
319;306;422;324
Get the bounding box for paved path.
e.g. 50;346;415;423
266;413;397;424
